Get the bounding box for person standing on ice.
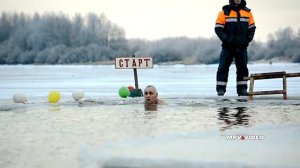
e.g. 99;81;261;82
215;0;256;96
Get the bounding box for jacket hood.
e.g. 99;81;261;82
223;0;250;15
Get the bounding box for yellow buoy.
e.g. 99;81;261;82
48;90;61;103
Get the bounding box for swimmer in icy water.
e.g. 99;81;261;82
144;85;165;105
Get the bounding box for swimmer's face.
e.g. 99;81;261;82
234;0;241;5
144;87;158;105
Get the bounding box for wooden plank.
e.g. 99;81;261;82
250;71;286;80
283;75;287;100
250;71;286;77
249;77;254;100
286;73;300;77
245;72;300;80
251;90;283;95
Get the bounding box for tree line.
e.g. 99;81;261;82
0;12;299;64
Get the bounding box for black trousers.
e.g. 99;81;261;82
216;47;249;94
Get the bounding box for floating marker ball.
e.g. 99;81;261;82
72;89;85;101
128;86;134;91
13;93;27;103
48;90;61;103
119;87;130;98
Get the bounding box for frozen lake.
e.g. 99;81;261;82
0;63;300;99
0;63;300;168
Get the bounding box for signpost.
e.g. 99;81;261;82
115;56;153;69
115;55;153;97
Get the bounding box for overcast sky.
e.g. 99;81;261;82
0;0;300;41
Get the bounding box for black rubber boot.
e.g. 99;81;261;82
238;91;249;96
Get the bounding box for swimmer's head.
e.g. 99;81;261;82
144;85;158;105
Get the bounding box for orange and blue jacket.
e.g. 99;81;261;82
215;4;256;48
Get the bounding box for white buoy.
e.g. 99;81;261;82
72;89;85;101
13;93;27;103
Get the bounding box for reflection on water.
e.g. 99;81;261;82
49;103;61;111
218;106;250;131
144;104;158;111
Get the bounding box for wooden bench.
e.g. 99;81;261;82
244;71;300;100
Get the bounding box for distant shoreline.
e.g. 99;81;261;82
0;59;297;66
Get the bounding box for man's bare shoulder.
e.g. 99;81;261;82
157;99;166;105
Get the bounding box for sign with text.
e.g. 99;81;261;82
115;57;153;69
